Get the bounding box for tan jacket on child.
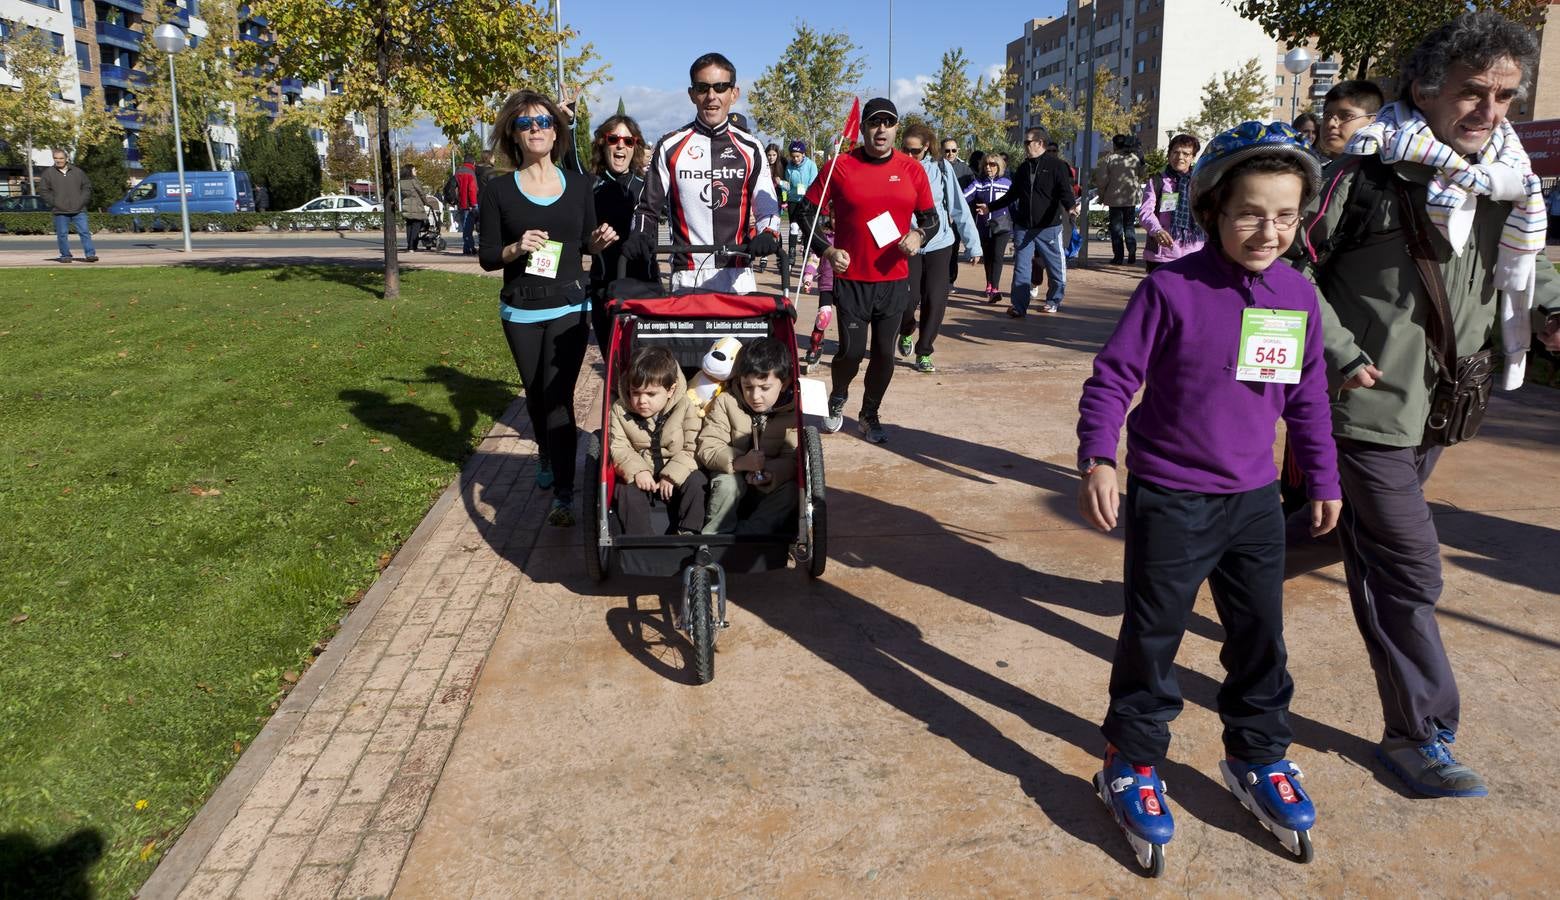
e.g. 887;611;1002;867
608;368;701;485
694;390;797;493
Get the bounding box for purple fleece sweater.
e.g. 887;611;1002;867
1077;245;1341;500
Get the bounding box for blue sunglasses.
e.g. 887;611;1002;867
513;115;554;132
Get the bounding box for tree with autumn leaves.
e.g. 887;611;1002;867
251;0;601;298
1237;0;1545;78
920;49;1018;152
1028;66;1150;161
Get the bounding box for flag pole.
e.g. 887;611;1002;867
792;98;859;306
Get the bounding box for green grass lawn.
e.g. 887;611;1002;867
0;266;518;897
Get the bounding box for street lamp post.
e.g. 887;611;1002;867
152;23;192;253
1283;46;1314;124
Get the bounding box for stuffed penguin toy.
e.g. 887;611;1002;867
687;335;742;417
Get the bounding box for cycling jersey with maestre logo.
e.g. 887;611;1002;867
633;118;781;292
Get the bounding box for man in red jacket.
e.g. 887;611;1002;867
456;157;479;255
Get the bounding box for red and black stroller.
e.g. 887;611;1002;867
584;244;827;684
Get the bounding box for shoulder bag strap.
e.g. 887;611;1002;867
1393;178;1459;384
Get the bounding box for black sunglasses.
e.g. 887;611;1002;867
689;81;735;95
513;115;554;131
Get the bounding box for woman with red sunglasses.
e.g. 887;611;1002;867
587;114;656;347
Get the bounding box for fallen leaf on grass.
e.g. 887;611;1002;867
368;438;381;444
116;351;128;358
189;485;222;497
344;497;360;506
10;614;28;626
346;458;357;468
140;841;157;861
281;671;299;684
312;439;326;446
60;487;72;496
339;423;349;430
109;651;127;660
376;551;394;570
26;462;38;469
380;447;392;453
232;741;242;754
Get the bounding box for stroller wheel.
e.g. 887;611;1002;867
436;236;448;252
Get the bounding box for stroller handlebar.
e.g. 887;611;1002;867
617;242;791;297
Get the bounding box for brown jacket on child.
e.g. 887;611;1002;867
694;390;797;492
608;368;701;485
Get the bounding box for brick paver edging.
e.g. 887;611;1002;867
136;399;537;900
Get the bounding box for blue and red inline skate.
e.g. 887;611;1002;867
1218;757;1316;862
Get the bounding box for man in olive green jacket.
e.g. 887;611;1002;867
1091;135;1143;264
1287;12;1560;800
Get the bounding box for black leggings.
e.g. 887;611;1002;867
830;278;908;415
980;231;1010;288
501;311;590;497
900;245;954;356
405;217;425;251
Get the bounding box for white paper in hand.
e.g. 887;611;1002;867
867;211;902;248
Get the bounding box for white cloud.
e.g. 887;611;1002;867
983;63;1007;84
586;83;696;143
891;75;934;114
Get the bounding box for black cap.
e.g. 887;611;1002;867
862;97;898;124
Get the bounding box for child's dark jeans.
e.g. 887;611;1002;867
1102;476;1293;767
617;470;708;535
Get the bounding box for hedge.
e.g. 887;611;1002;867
0;210;389;235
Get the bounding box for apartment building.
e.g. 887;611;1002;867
1004;0;1339;160
0;0;365;187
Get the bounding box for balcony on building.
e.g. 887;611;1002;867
109;104;144;130
100;64;150;89
95;21;142;51
279;76;303;95
124;147;141;166
99;0;145;13
1311;79;1334;98
257;98;278;115
1312;59;1341;78
165;1;190;26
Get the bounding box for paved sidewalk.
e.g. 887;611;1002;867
136;257;1560;897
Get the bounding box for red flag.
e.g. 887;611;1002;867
841;97;861;147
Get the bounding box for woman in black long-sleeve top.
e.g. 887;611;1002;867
479;89;616;527
586;114;656;347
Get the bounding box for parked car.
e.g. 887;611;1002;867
274;194;384;231
0;195;49;212
107;171;255;229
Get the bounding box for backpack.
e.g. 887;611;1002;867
1303;155;1397;267
442;174;460;206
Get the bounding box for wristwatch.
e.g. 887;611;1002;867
1079;457;1115;476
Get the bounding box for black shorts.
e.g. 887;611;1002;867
832;277;911;322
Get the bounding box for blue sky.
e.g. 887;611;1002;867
405;0;1068;148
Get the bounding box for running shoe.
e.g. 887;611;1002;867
914;354;936;373
535;458;554;490
897;335;913;358
1376;731;1488;798
823;395;847;434
859;412;887;444
546;493;574;527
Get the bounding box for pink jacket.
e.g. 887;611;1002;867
1137;174;1205;264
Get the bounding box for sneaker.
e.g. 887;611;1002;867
1376;731;1488;798
83;255;99;262
546;495;575;527
535;458;555;490
823;395;847;433
858;411;887;444
1006;307;1025;319
54;256;73;263
896;335;913;358
1043;302;1060;314
914;354;936;373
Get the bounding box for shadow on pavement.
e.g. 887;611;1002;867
0;829;104;900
